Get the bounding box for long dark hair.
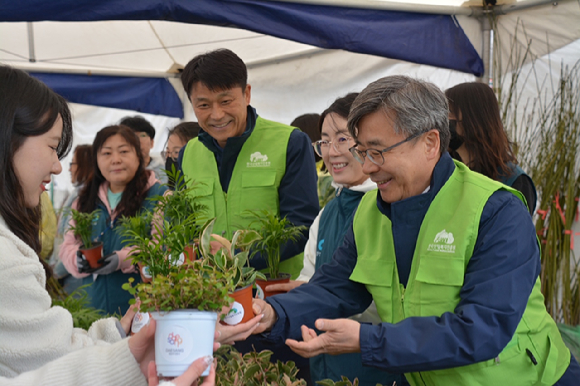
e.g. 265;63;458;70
445;82;516;180
73;144;94;186
0;66;73;285
77;125;150;218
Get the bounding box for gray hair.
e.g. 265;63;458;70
347;75;449;154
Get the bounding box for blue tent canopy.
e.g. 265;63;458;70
2;0;483;116
30;73;184;118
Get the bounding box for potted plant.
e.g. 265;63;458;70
123;259;234;377
69;208;102;268
120;204;206;336
248;210;307;298
198;218;266;325
153;171;208;261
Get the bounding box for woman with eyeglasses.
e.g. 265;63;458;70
162;122;200;189
265;93;407;386
445;82;536;214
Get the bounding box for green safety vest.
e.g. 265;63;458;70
350;161;570;386
182;117;304;278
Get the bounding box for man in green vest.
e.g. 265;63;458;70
251;76;580;385
177;48;319;279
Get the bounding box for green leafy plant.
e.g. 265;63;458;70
199;218;266;290
68;209;99;248
153;170;208;230
123;259;235;313
249;210;307;279
52;284;108;330
215;345;307;386
120;209;202;278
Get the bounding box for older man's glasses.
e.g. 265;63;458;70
349;132;422;166
312;136;354;157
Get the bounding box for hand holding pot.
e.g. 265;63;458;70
147;357;216;386
264;279;306;293
251;299;277;334
128;318;157;377
215;313;263;344
77;252;120;274
91;252;120;274
76;250;93;273
285;318;361;358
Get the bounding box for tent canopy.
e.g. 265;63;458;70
1;0;484;116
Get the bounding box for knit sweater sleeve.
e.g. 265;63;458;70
0;220;123;377
0;339;146;386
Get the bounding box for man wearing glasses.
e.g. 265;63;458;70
251;75;579;385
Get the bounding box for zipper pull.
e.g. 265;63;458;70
525;349;538;365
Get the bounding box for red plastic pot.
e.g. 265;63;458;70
255;273;291;299
221;284;254;325
80;242;103;269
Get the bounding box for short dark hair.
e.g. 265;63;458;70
445;82;516;179
320;93;359;132
167;121;201;144
291;113;321;162
119;115;156;139
181;49;247;99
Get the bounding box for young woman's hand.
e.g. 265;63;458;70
147;357;216;386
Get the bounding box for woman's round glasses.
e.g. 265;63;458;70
312;136;354;157
161;149;181;160
349;132;422;166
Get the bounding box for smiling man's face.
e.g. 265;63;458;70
190;82;251;148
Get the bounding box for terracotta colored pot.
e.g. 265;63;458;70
80;242;103;269
183;244;197;262
137;262;152;283
255;273;291;299
222;284;253;325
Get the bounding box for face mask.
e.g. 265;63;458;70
165;157;179;189
448;120;464;151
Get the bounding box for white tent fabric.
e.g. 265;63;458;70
1;0;579;203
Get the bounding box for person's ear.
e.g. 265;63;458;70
424;129;440;160
244;84;251;105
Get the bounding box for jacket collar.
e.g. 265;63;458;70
97;170;159;217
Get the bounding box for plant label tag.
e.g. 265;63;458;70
141;265;152;280
131;312;150;334
223;301;244;325
255;284;265;300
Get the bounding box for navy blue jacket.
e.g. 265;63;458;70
178;106;319;269
264;153;579;383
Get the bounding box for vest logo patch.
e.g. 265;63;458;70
427;229;456;253
247;152;271;167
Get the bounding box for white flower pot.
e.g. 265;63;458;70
151;310;217;377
